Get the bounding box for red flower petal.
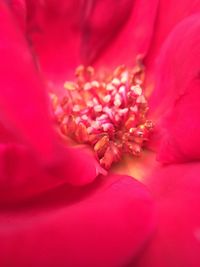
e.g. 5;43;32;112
79;0;135;64
0;2;57;159
27;0;158;84
26;0;82;84
134;163;200;267
0;143;106;203
145;0;200;86
5;0;27;30
94;0;159;70
0;3;101;187
149;15;200;163
0;174;156;266
0;143;62;203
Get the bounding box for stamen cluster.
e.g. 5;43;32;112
51;64;153;169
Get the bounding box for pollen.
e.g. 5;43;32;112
51;63;154;170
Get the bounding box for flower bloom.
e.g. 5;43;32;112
1;0;200;266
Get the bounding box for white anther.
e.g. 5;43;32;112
94;105;103;112
114;98;122;107
73;105;81;112
91;121;101;129
83;82;92;90
111;78;121;86
102;123;114;132
103;94;111;103
103;107;114;120
87;101;94;107
120;71;129;83
131;85;142;95
81;115;88;120
118;108;128;115
96;114;109;121
119;85;126;94
106;83;116;91
91;80;100;88
114;93;122;107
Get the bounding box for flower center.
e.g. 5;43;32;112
50;62;153;170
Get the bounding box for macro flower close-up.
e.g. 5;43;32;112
1;0;200;266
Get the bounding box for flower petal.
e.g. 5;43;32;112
0;2;57;159
0;143;106;203
145;0;200;86
134;163;200;267
94;0;159;70
5;0;27;30
0;174;156;266
0;143;62;203
81;0;135;64
149;15;200;163
26;0;82;84
27;0;159;84
0;2;101;187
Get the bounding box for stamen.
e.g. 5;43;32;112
51;63;154;170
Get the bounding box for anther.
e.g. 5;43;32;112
51;63;153;170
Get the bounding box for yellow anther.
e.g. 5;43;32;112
64;82;77;91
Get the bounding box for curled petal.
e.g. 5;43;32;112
149;15;200;163
134;163;200;267
0;174;156;266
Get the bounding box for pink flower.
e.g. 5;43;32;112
1;0;200;266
